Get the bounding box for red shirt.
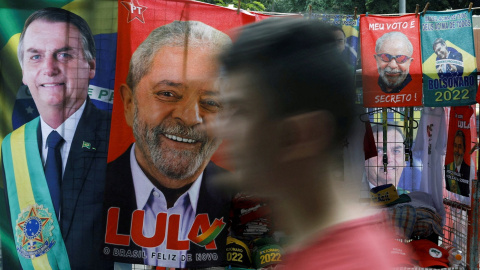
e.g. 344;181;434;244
282;215;409;269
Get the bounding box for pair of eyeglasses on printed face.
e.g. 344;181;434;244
375;53;411;64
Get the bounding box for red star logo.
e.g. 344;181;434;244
121;0;147;23
17;207;50;247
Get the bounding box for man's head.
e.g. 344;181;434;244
18;8;95;119
219;18;355;193
121;21;231;186
433;38;448;59
365;124;406;187
374;32;413;92
330;26;346;53
453;129;466;167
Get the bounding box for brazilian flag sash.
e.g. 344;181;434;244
2;118;70;270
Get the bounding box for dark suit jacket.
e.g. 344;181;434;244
458;160;470;196
102;144;233;268
2;98;113;270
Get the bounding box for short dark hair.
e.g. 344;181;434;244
127;20;231;91
220;18;355;144
432;38;446;51
18;7;95;66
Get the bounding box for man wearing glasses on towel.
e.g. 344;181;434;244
374;31;414;94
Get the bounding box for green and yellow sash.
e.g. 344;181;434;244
2;118;70;270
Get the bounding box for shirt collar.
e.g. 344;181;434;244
130;143;203;212
40;100;86;149
188;169;203;211
456;163;462;172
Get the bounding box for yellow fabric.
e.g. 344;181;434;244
10;126;53;270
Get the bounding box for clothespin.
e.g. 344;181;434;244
354;7;357;20
422;2;430;16
469;2;473;12
237;0;241;14
415;4;419;17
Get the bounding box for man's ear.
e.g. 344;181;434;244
120;84;134;127
278;111;335;162
88;59;96;79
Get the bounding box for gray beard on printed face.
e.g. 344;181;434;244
379;67;408;89
132;106;220;181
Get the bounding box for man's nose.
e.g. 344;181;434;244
387;58;399;68
43;56;60;76
173;98;202;126
385;150;396;164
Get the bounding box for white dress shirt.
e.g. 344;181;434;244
130;143;203;268
40;100;86;176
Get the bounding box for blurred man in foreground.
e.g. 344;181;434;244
219;18;400;269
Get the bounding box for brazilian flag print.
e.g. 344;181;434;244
421;9;477;107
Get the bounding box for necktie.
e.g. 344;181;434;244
45;130;64;218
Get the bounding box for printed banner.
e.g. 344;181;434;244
102;0;257;268
313;14;359;75
445;106;473;197
250;11;302;21
312;14;361;104
421;10;477;107
0;1;117;269
360;14;422;107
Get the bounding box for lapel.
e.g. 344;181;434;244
61;98;106;238
36;120;42;155
196;161;233;217
187;161;233;261
108;145;138;234
103;145;143;264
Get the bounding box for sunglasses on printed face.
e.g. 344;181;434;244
375;53;411;64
